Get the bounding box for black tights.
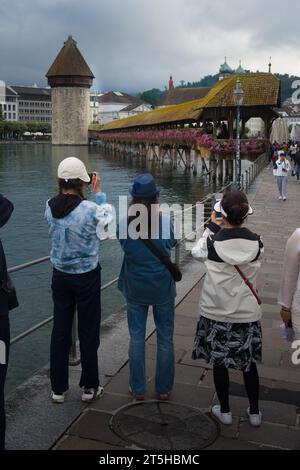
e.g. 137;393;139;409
213;362;260;414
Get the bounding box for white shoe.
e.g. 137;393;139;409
82;386;104;403
278;196;283;200
247;408;262;427
283;197;287;201
51;391;65;404
211;405;233;425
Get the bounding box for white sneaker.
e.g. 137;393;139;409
82;386;104;403
283;197;287;201
51;391;65;404
211;405;233;425
278;196;283;200
247;408;262;427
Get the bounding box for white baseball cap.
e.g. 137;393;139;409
57;157;90;183
214;200;253;218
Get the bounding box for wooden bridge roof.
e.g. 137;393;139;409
93;73;280;132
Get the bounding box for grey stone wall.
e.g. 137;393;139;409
51;87;90;145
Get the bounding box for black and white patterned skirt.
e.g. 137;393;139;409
192;316;262;372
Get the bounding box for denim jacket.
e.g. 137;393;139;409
117;215;177;305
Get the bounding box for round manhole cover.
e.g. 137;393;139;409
111;401;219;450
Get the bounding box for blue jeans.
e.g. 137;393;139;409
127;300;175;395
277;176;288;198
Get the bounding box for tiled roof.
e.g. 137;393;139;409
5;86;18;96
120;103;147;112
10;86;51;97
94;73;280;132
202;73;280;108
159;87;211;106
46;36;94;78
99;91;142;105
95;100;203;130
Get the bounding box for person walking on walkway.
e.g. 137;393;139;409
294;149;300;181
117;174;177;401
45;157;113;404
192;191;264;427
275;151;291;201
0;194;14;450
278;229;300;340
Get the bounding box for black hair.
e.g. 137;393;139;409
221;190;250;227
58;178;85;199
128;194;159;237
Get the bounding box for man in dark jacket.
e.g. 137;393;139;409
0;195;14;450
294;150;300;180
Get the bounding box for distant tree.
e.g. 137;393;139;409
138;88;166;108
275;74;300;103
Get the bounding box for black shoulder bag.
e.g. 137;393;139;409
1;275;19;311
141;239;182;282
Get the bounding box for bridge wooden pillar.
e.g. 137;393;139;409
185;148;191;169
171;146;177;169
218;158;224;184
210;154;217;182
193;150;198;175
226;159;234;181
147;144;152;161
158;145;162;165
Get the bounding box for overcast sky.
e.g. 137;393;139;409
1;0;300;94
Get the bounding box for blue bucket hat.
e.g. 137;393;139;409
129;173;161;198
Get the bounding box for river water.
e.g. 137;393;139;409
0;142;232;390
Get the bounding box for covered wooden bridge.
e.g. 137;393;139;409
89;73;280;181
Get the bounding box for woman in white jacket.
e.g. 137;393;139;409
278;229;300;340
192;191;264;427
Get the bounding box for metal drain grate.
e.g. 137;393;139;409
111;401;219;450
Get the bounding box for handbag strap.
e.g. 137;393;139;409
234;265;262;305
140;238;175;270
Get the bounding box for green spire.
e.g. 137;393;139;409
219;56;234;74
236;60;245;74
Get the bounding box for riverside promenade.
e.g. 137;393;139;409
51;163;300;451
6;162;300;451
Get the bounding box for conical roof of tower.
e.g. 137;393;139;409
46;36;94;78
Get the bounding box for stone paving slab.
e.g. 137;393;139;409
55;435;126;450
238;422;300;450
68;410;129;448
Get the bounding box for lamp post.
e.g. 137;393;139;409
233;79;244;189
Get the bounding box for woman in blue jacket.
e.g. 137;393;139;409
118;174;177;401
45;157;113;404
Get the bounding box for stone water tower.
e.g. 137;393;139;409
46;36;94;145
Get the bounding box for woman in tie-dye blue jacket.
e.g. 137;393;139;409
45;157;114;405
45;191;113;274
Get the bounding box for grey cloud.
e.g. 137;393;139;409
1;0;300;94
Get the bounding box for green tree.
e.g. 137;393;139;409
139;88;166;108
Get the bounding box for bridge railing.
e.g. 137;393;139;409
9;152;268;367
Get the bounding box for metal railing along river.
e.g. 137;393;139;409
9;153;268;366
